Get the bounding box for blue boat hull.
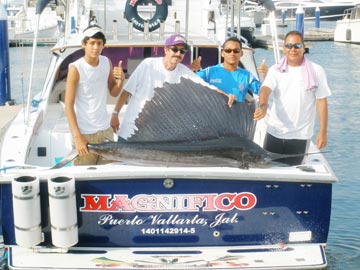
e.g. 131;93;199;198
1;177;332;248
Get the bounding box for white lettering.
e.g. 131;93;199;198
210;213;239;227
98;214;145;225
149;214;208;226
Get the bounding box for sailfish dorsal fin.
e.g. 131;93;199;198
127;77;256;142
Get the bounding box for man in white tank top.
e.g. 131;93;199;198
65;25;125;165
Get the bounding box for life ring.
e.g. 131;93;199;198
125;0;168;32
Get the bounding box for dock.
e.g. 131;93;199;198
9;37;57;47
253;27;334;49
281;28;335;41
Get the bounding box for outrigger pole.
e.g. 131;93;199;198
269;10;281;64
25;0;53;123
237;0;242;40
185;0;189;38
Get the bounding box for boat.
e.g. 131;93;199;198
334;4;360;44
208;0;257;45
0;0;337;269
243;0;267;27
5;0;60;45
271;0;356;20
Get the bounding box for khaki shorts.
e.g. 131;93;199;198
73;127;115;166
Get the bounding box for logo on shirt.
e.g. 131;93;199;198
210;78;222;84
238;83;245;92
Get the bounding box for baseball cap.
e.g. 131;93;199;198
165;34;189;50
82;25;105;39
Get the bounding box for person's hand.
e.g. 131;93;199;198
227;94;236;107
257;59;268;81
316;132;327;149
110;114;120;133
254;104;267;120
114;60;124;87
74;135;89;156
190;56;202;72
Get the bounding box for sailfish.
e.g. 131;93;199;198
56;77;292;169
91;77;269;169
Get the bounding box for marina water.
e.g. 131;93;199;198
7;21;360;269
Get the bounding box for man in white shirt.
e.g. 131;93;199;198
111;34;235;141
254;30;331;165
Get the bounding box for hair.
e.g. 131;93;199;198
82;25;107;45
222;36;242;49
284;30;304;44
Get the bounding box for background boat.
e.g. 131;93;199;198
244;0;267;27
334;4;360;44
272;0;356;20
5;0;60;45
120;0;258;46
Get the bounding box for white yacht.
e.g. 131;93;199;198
272;0;356;20
334;4;360;44
6;0;60;44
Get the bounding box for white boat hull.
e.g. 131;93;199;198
8;244;327;269
334;19;360;44
334;5;360;44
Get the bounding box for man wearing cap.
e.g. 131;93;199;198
110;34;235;141
65;25;125;165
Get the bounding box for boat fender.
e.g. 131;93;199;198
346;29;351;41
125;0;168;32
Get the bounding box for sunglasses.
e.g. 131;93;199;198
169;47;187;54
223;48;241;54
284;43;303;49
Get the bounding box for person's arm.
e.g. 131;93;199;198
253;86;272;120
315;98;328;149
213;88;236;108
187;67;235;107
64;65;89;156
110;89;131;133
108;60;125;97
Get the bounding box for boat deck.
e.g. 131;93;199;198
0;102;337;184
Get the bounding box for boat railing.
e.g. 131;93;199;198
341;6;360;20
355;5;360;19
